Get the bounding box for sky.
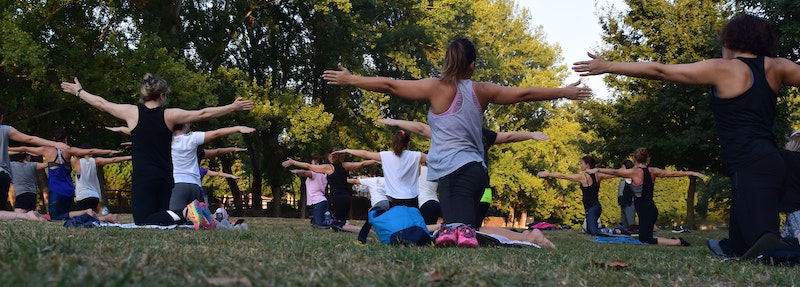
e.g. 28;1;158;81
516;0;628;100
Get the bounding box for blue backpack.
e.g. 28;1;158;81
357;206;432;246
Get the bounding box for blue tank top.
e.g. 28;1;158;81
710;56;779;174
426;80;485;180
48;149;75;196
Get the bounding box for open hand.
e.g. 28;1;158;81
572;52;610;76
322;63;352;86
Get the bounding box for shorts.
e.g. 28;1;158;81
74;197;100;212
15;193;37;211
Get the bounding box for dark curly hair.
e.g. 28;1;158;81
720;14;776;57
581;155;597;169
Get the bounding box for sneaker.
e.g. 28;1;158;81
185;200;205;230
456;225;479;248
199;202;216;230
434;225;458;247
672;226;690;233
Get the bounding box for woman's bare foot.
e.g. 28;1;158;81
99;214;119;223
25;211;47;222
523;229;557;249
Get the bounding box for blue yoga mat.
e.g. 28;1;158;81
593;236;648;245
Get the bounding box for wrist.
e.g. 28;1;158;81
76;88;84;97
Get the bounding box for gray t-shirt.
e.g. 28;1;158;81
10;161;38;195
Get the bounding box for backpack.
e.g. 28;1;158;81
618;183;634;206
357;206;432;246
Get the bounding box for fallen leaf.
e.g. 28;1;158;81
204;277;252;287
606;259;631;269
425;270;443;282
592;259;631;270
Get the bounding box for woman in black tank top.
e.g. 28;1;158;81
538;156;616;235
574;14;800;256
61;74;253;226
282;150;378;231
590;148;705;246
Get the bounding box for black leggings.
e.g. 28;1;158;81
328;192;351;222
438;162;488;225
419;200;441;225
132;178;181;225
728;152;784;255
388;196;418;208
634;197;658;244
0;172;10;210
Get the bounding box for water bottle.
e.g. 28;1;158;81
101;206;109;216
324;211;332;226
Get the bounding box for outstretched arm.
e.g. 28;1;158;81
203;147;247;159
572;52;725;86
164;97;254;128
650;168;706;179
8;146;48;156
343;159;379;171
205;170;241;180
476;81;591;107
537;170;585;183
589;167;637;179
282;158;334;175
323;64;438;101
290;169;313;178
8;128;69;150
68;148;120;157
494;131;549;144
203;126;255;144
105;126;131;135
93;155;132;166
332;149;381;161
61;78;139;126
377;118;432;138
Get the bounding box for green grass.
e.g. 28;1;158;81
0;216;797;287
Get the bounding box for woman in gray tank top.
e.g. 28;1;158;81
324;37;591;247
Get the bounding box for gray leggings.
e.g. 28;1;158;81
169;182;205;211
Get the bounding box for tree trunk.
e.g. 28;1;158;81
686;177;697;229
519;211;528;229
507;206;515;228
298;179;307;219
270;183;281;217
219;156;244;211
97;165;107;213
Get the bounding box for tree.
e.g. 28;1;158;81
589;0;731;227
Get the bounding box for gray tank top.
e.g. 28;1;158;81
426;80;485;181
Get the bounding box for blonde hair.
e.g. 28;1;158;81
786;130;800;152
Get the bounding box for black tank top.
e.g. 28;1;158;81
710;56;779;174
130;105;173;183
580;173;600;209
640;167;655;200
327;163;349;196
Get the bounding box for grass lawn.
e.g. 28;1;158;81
0;215;797;287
